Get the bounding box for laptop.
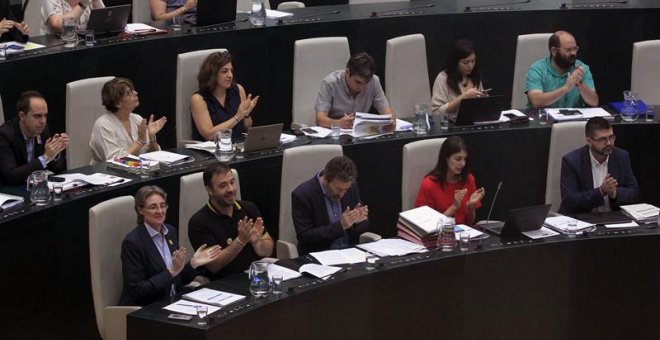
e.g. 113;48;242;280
84;5;131;36
244;123;284;152
481;204;552;236
188;0;238;26
450;95;506;125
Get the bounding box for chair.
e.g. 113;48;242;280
545;121;586;212
292;37;350;128
176;48;227;146
22;0;44;36
277;1;305;10
89;196;140;340
237;0;270;12
65;76;115;168
631;40;660;105
385;34;431;116
401;138;446;211
511;33;552;109
131;0;152;23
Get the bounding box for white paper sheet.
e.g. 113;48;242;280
163;300;221;316
357;238;427;257
310;248;368;265
522;226;560;239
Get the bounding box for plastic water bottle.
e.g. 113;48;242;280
250;0;267;26
437;218;457;252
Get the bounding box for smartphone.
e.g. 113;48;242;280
301;128;317;134
503;113;517;120
49;176;66;182
167;313;193;321
559;109;581;116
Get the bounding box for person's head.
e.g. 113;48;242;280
549;31;579;70
203;162;237;207
428;135;470;187
443;39;481;95
197;50;234;93
135;185;168;226
320;156;358;200
16;91;48;138
344;52;376;95
585;117;615;158
101;77;139;114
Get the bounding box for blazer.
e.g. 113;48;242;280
291;176;369;255
0;0;28;43
119;223;196;306
0;117;66;186
559;145;639;215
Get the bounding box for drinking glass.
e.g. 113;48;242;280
330;124;340;140
271;275;283;294
196;305;208;325
61;17;78;48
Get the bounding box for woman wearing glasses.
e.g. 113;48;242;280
89;77;167;164
190;50;259;141
119;185;221;306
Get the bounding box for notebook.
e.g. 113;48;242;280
189;0;238;26
244;123;284;152
84;5;131;36
450;95;506;125
481;204;552;236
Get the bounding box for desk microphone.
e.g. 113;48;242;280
478;181;502;249
277;10;341;25
560;1;627;9
465;0;531;12
370;3;435;18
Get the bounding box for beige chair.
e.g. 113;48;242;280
66;76;115;168
277;1;305;10
176;48;227;146
89;196;140;340
22;0;44;36
511;33;552;109
545;121;587;212
292;37;350;129
237;0;270;12
131;0;152;23
386;33;431;116
401;138;446;211
631;40;660;105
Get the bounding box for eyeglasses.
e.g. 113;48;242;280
589;135;616;144
123;89;138;97
143;203;168;212
557;46;579;53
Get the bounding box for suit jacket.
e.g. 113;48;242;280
119;223;197;306
0;0;28;43
292;176;369;254
0;118;66;186
559;145;638;214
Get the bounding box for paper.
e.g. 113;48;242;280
266;9;294;18
605;221;639;228
0;193;25;210
620;203;660;224
267;263;302;281
0;41;46;54
399;205;450;236
309;248;368;266
352;112;394;138
186;141;216;153
544;216;594;233
395;119;413;131
301;126;332;138
163;300;221;316
453;224;486;240
140;151;193;165
499;109;527;122
280;133;297;144
299;263;342;279
124;23;167;34
48;173;129;191
547;107;612;121
522;227;560;239
182;288;245;307
357;238;427;257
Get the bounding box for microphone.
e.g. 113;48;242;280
277;10;341;25
477;181;502;248
560;1;627;9
370;3;435;18
465;0;531;12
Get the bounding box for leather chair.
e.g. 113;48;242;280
22;0;44;35
401;138;446;211
386;33;431;117
511;33;552;109
277;1;305;10
545;121;587;212
131;0;152;22
631;40;660;105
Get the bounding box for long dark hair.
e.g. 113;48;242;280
442;39;481;95
427;136;470;189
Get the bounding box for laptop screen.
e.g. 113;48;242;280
195;0;238;26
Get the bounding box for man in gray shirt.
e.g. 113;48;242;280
315;52;395;128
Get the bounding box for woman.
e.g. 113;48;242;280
150;0;196;21
1;0;29;42
119;185;221;306
190;50;259;141
431;39;485;114
42;0;105;35
415;136;485;225
89;77;167;164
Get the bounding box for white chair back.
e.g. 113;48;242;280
631;40;660;105
22;0;44;36
237;0;270;12
401;138;446;211
511;33;552;109
277;1;305;10
546;121;587;212
132;0;152;23
386;33;431;116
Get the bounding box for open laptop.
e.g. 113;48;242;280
450;95;506;125
481;204;552;236
187;0;238;26
244;123;284;152
84;5;131;36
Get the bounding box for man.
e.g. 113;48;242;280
525;30;598;109
292;156;369;254
315;52;395;129
188;163;273;280
559;117;638;215
0;91;68;186
0;0;29;43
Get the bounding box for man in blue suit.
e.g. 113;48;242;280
559;117;638;214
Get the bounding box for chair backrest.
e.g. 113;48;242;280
237;0;270;12
292;37;350;127
22;0;44;36
277;1;305;10
631;40;660;105
386;33;431;116
179;169;240;259
279;145;343;245
401;138;446;211
511;33;552;109
0;93;4;125
66;76;115;168
132;0;152;23
349;0;409;3
545;121;587;212
176;48;227;146
89;195;136;339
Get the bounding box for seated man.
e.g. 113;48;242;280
315;52;395;129
525;30;598;109
559;117;638;214
188;163;273;280
292;156;369;254
0;91;68;186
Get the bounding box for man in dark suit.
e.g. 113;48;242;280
0;0;29;43
292;156;369;254
0;91;68;186
559;117;638;214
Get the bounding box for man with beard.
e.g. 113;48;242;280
292;156;369;254
525;31;598;108
559;117;638;214
188;162;273;280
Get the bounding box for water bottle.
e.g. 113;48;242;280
250;0;267;26
413;104;429;135
437;218;457;252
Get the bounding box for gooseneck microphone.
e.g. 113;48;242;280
277;10;341;25
477;181;502;249
370;3;435;18
560;1;627;9
464;0;531;12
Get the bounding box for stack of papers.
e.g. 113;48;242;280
48;173;129;191
0;193;24;210
268;263;342;281
547;107;612;122
544;216;594;234
620;203;660;224
124;23;167;35
397;205;450;248
309;248;368;266
186;141;215;153
106;155;159;173
182;288;245;307
0;41;46;54
164;300;221;316
357;238;427;257
352;112;394;138
521;227;560;239
140;151;194;166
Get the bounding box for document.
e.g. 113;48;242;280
357;238;428;257
352;112;394;138
139;150;194;165
544;216;594;233
181;288;245;307
185;141;216;153
521;227;560;239
399;205;450;237
106;154;159;173
395;119;413;131
163;300;221;316
301;126;332;138
0;41;46;54
48;173;130;191
546;107;612;121
454;224;486;240
620;203;660;224
280;133;297;144
309;248;368;266
267;263;342;281
266;9;294;19
604;221;639;229
0;193;25;210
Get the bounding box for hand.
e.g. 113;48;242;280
600;174;618;198
184;0;197;10
137;118;148;142
339;206;357;230
237;94;259;120
453;189;467;209
169;247;187;277
43;133;69;160
236;216;255;245
15;21;29;35
352;203;369;224
338;114;354;129
468;187;486;209
147;114;167;138
248;217;265;244
190;244;222;269
566;66;584;87
1;19;14;34
462;88;484;99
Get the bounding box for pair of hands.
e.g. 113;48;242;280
44;133;70;161
170;244;222;276
137;115;167;143
600;174;618;199
236;94;259;121
0;18;29;35
237;216;265;245
461;88;487;100
340;202;369;230
453;187;486;210
566;66;585;88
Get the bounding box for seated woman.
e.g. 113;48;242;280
89;77;167;164
414;136;486;225
190;50;259;141
431;39;485;114
149;0;196;21
42;0;105;35
1;0;29;42
119;185;221;306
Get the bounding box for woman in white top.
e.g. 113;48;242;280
42;0;105;35
431;39;485;114
89;77;167;164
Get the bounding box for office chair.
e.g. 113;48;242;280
401;138;446;211
277;1;305;10
545;121;587;212
511;33;552;109
22;0;44;35
131;0;152;22
386;33;431;117
631;40;660;105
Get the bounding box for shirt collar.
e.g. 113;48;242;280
144;222;168;238
545;56;576;77
589;149;609;167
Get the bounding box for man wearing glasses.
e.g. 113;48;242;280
559;117;638;214
525;30;599;108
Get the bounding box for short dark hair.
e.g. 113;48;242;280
548;33;561;52
346;52;375;82
134;185;167;224
197;50;233;92
16;90;44;115
442;39;481;95
203;162;232;187
427;136;470;189
585;117;612;137
323;156;357;183
102;77;135;113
